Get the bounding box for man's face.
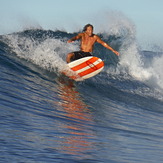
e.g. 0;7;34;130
85;26;93;36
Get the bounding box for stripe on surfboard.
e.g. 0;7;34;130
78;62;104;77
82;67;104;79
70;57;98;71
75;59;103;74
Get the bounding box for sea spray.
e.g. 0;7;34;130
3;33;78;74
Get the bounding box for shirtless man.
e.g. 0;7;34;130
66;24;119;63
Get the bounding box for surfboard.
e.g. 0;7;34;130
65;56;104;81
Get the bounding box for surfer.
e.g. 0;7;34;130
66;24;119;63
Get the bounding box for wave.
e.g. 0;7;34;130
0;25;163;102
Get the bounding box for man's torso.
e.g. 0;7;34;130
80;33;97;52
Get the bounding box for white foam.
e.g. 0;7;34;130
150;54;163;89
94;11;163;92
5;34;78;74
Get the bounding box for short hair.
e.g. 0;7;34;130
83;24;94;32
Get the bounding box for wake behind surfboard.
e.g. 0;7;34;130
64;56;104;81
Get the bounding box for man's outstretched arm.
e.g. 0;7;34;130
96;36;119;56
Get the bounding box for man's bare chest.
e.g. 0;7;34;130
82;36;96;45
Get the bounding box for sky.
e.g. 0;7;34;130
0;0;163;49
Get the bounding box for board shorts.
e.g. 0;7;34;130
71;51;92;62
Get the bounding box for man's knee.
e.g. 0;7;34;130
66;53;74;63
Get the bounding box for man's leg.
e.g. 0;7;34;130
66;53;74;63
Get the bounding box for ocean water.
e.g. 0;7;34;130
0;25;163;163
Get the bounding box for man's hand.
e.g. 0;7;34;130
67;39;74;43
113;50;120;56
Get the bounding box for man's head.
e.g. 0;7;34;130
83;24;94;36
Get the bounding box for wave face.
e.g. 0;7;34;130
0;27;163;162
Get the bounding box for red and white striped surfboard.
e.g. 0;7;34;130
67;56;104;81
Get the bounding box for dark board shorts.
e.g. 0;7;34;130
71;51;92;62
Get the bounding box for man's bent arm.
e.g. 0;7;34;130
67;33;82;43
